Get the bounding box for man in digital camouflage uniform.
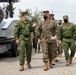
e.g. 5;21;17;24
57;20;63;58
38;11;57;71
33;23;41;52
34;10;50;53
32;16;41;53
58;15;76;66
49;14;58;65
14;12;36;71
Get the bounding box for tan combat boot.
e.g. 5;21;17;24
55;57;58;62
44;62;48;71
26;62;31;68
66;60;70;66
69;57;73;64
49;61;53;68
58;53;62;58
19;64;24;71
52;58;56;65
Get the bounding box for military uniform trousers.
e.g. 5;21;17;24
41;41;56;63
57;40;63;54
33;37;38;50
52;40;58;58
75;41;76;49
33;37;40;50
17;38;32;65
62;39;76;60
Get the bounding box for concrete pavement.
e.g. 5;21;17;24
0;51;76;75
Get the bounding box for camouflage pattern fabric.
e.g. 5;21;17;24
58;21;76;60
14;19;33;65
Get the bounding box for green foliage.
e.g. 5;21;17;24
19;8;43;24
31;8;42;23
19;8;32;18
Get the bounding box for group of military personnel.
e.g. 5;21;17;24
14;10;76;71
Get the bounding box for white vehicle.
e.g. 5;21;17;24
0;7;19;57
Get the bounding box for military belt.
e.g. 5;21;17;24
24;35;30;38
63;36;72;39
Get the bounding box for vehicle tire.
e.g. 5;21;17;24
11;40;18;57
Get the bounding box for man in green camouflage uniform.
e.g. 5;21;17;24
58;15;76;66
38;11;57;71
74;25;76;51
14;12;36;71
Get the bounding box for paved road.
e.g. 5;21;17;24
0;51;76;75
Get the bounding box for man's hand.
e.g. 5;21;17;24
33;22;37;27
59;40;62;45
16;40;20;44
38;39;41;43
51;35;57;40
53;36;57;40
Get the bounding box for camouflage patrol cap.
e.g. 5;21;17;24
43;11;49;13
63;15;68;19
59;20;62;22
43;11;49;16
21;11;28;16
51;14;54;16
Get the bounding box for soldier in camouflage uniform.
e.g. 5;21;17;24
38;11;57;71
73;24;76;51
57;20;63;58
49;14;58;65
58;15;76;66
33;23;41;52
31;16;41;53
14;12;36;71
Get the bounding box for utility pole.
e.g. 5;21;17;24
52;10;53;14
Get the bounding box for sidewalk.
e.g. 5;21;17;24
0;51;76;75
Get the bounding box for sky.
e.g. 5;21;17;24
0;0;76;24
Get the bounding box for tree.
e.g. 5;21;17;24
19;8;32;18
31;8;43;24
18;8;43;24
